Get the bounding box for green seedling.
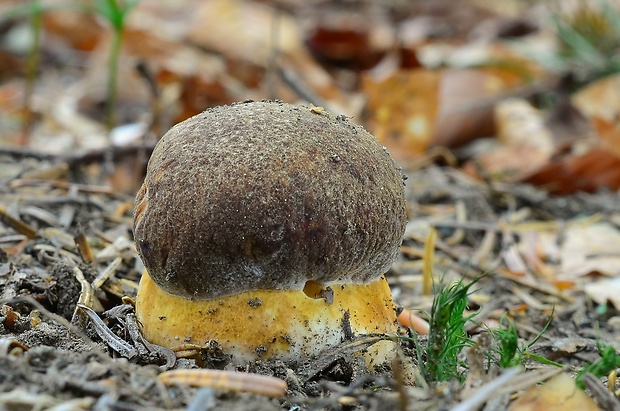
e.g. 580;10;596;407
1;0;139;142
410;277;479;385
547;0;620;86
88;0;140;133
21;0;43;145
402;275;562;387
489;315;521;368
576;341;620;390
1;0;56;144
487;312;561;369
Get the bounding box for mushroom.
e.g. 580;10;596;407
133;100;407;364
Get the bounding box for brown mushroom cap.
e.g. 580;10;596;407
134;100;406;300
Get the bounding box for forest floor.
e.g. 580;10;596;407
2;1;620;410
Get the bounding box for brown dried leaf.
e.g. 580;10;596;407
304;4;392;70
186;0;345;106
522;147;620;194
187;0;302;67
42;10;103;51
591;116;620;159
508;372;600;411
471;99;556;180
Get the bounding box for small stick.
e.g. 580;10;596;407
422;227;436;295
581;374;620;411
76;303;137;360
92;257;122;290
499;272;575;302
452;367;523;411
71;266;103;325
444;200;466;246
125;312;176;369
0;205;38;239
471;230;497;267
74;267;95;308
74;225;95;264
158;369;287;398
10;179;117;195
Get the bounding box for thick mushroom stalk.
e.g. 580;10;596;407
134;100;407;364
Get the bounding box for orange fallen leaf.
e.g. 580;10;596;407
518;73;620;194
43;9;103;52
363;68;522;162
550;280;575;291
363;69;440;160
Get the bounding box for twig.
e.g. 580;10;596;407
444;200;466;246
158;369;288;398
74;224;95;263
0;205;38;239
10;179;118;196
452;367;523;411
277;63;330;110
422;227;436;295
92;257;122;290
582;374;620;411
499;272;575;302
76;303;137;360
125;312;176;370
0;143;156;169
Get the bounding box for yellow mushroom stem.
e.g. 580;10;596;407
136;271;398;364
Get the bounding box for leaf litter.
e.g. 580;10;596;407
1;0;620;410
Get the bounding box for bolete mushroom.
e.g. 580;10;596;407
134;100;406;364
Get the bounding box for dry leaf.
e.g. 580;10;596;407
187;0;302;67
559;222;620;279
519;74;620;193
571;74;620;157
43;9;103;51
363;69;440;160
304;4;392;70
584;277;620;308
186;0;343;105
508;372;600;411
591;116;620;159
522;146;620;194
572;73;620;123
472;99;555;180
363;68;521;161
496;99;554;149
516;231;556;279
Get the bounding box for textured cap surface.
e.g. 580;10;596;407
134;100;406;300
